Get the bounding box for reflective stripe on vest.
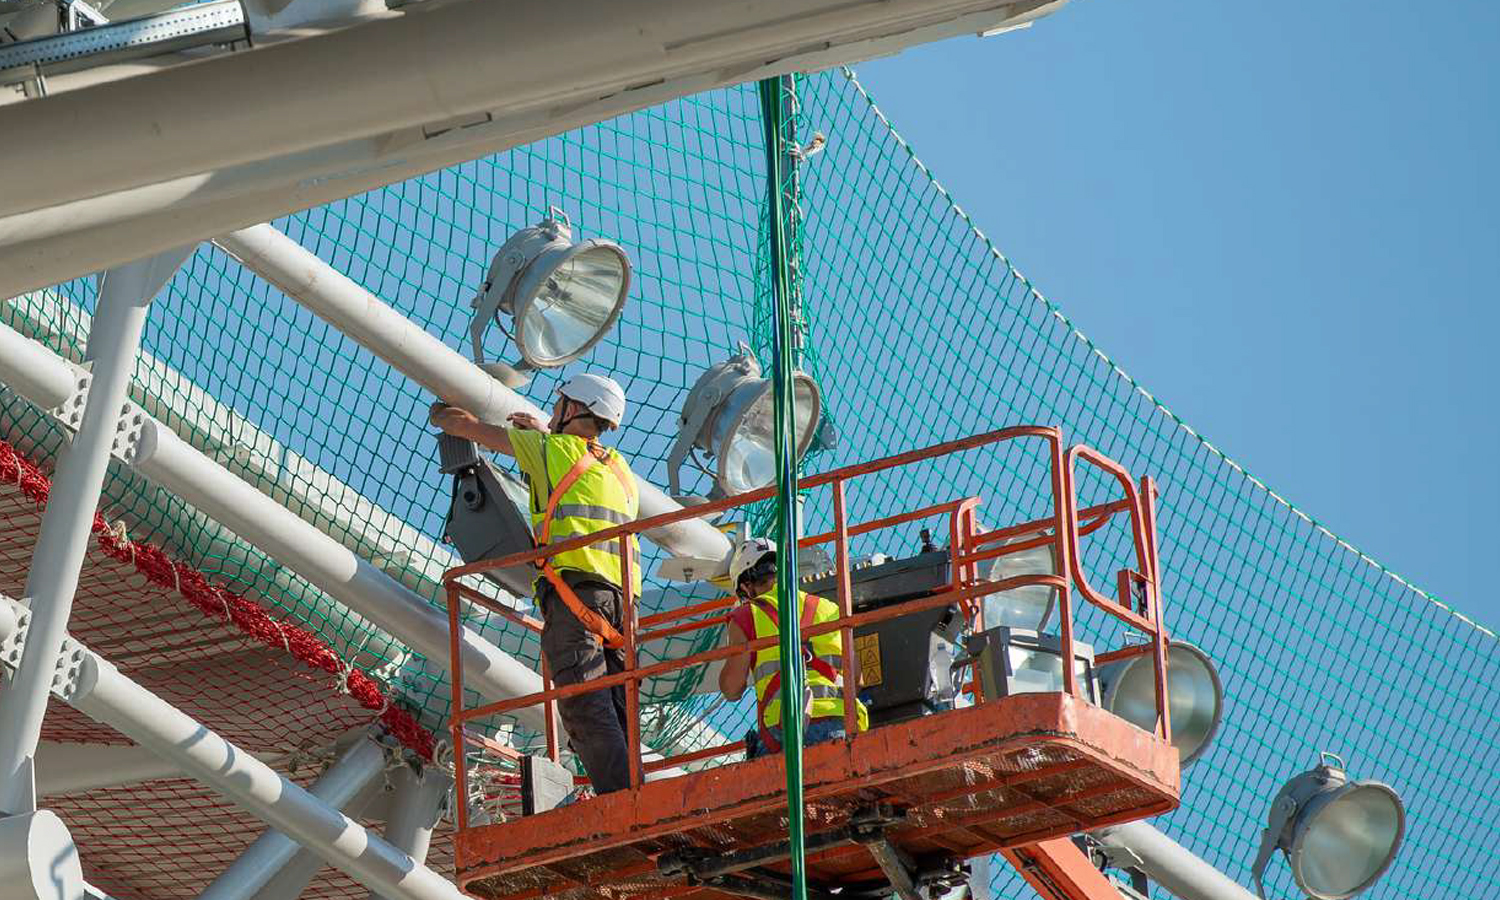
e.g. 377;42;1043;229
747;590;868;732
528;434;641;595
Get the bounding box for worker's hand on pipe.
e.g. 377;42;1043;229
428;402;479;437
506;411;547;433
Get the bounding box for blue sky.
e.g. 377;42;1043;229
857;0;1499;630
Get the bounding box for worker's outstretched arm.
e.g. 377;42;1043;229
430;404;547;457
718;618;752;701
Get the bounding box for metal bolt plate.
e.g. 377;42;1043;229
0;594;89;699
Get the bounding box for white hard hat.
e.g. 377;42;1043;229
729;536;777;587
557;373;626;427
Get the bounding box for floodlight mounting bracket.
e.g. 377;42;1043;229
468;216;572;368
479;360;533;389
1252;754;1359;899
1250;793;1297;899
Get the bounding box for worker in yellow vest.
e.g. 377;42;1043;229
717;537;868;758
430;373;641;794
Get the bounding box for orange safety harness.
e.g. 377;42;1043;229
744;594;842;754
537;441;637;650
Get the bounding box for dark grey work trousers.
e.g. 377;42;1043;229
537;570;632;795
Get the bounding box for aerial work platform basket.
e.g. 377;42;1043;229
442;427;1180;900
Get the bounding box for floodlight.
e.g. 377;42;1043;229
469;208;630;387
1250;753;1405;900
666;346;822;499
967;627;1098;702
1098;641;1223;768
981;530;1060;630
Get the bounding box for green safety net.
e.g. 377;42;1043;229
3;66;1494;900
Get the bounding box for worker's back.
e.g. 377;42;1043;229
731;589;869;748
509;430;642;595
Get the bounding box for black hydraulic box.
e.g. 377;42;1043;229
801;548;963;726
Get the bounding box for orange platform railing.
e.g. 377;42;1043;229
441;426;1170;832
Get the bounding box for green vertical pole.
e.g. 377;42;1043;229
758;73;808;900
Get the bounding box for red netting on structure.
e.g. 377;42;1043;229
0;438;452;899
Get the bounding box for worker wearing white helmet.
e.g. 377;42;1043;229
718;536;868;759
430;372;640;795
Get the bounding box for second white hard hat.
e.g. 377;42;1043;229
558;373;627;427
729;536;777;586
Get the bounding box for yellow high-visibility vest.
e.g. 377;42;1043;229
511;431;642;595
744;589;868;732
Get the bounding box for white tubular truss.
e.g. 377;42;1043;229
0;594;468;900
0;1;1066;295
0;317;549;730
197;733;388;900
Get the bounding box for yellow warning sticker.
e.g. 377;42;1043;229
855;633;882;687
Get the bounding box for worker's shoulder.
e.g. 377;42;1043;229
537;431;628;457
802;588;834;605
726;602;755;636
505;427;546;468
506;426;546;450
596;440;636;472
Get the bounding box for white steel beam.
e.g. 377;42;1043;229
2;291;723;707
198;733;387;900
5;288;524;632
0;809;85;900
214;224;733;565
0;318;549;731
245;776;388;900
0;301;726;761
0;319;75;408
130;419;546;728
0;593;468;900
0;246;192;815
366;762;451;900
0;0;1065;296
33;741;285;796
1092;821;1259;900
0;0;1052;216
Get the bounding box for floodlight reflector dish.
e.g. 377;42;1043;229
666;347;823;499
513;240;629;367
1292;779;1404;899
716;372;820;496
469;211;629;382
1099;641;1222;768
1251;754;1406;900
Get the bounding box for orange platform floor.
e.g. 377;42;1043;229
457;692;1179;900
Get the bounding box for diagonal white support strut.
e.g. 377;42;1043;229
198;732;388;900
367;762;452;900
0;246;192;815
130;412;547;728
244;775;390;900
1091;821;1259;900
0;594;468;900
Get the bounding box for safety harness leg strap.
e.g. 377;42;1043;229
538;442;637;651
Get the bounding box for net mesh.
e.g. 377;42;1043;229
0;66;1493;899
